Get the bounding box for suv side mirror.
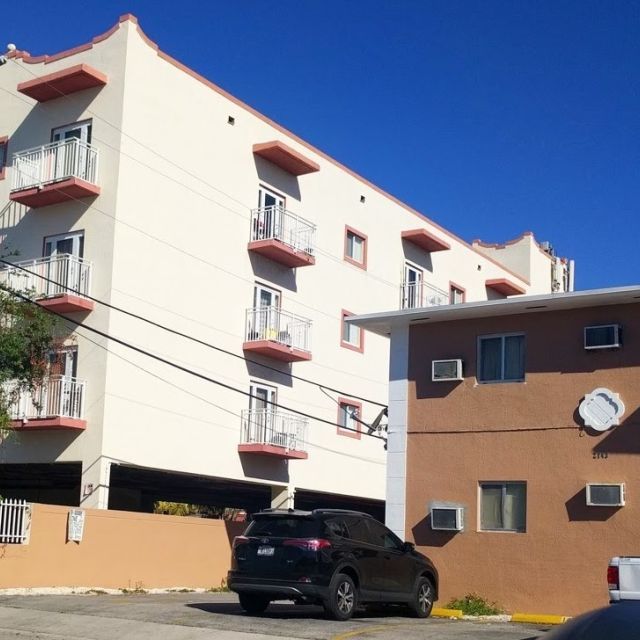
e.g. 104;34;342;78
401;541;415;553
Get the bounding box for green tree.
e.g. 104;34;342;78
0;290;59;434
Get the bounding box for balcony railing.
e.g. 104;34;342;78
240;408;308;456
5;375;86;422
0;255;92;301
245;306;312;353
12;138;99;192
250;206;315;257
400;281;449;309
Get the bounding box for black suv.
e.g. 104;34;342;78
227;508;438;621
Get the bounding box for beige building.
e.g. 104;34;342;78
0;15;571;516
351;287;640;614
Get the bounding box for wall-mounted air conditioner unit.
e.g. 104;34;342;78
584;325;622;350
430;506;464;531
586;483;625;507
432;359;463;382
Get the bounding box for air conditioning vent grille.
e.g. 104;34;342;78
584;325;621;350
431;506;463;531
432;359;463;382
586;483;625;507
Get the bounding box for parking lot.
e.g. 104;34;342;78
0;593;550;640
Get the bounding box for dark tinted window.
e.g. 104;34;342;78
245;516;320;538
325;517;350;539
367;519;403;550
344;517;371;544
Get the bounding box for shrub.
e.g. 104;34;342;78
446;593;503;616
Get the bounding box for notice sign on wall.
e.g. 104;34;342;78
67;509;85;542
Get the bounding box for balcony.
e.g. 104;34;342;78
6;375;87;430
400;281;449;309
243;307;312;362
10;139;100;207
0;255;93;313
248;206;316;268
238;409;308;459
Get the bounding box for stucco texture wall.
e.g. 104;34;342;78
405;303;640;616
0;503;245;589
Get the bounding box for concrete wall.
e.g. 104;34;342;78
0;503;244;589
404;302;640;615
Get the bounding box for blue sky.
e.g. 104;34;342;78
5;1;638;289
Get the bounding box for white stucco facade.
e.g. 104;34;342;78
0;15;571;513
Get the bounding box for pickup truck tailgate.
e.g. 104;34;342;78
609;556;640;601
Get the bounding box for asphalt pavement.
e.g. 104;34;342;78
0;592;551;640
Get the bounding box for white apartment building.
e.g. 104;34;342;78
0;15;572;517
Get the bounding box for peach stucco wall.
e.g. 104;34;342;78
405;302;640;616
0;503;245;589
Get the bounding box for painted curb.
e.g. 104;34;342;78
512;613;570;625
431;607;463;619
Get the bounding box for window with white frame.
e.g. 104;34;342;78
338;400;361;437
480;482;526;532
341;311;363;351
477;333;525;383
450;284;465;304
344;227;367;267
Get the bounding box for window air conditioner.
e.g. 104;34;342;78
430;506;464;531
432;359;463;382
584;325;621;350
586;483;625;507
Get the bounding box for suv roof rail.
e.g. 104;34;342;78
312;508;373;517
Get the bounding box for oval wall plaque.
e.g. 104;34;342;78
579;388;626;432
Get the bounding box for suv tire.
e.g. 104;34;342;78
239;593;270;615
324;573;357;621
407;576;434;618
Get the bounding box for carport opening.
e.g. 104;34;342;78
0;462;82;506
294;489;384;522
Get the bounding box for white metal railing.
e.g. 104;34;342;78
245;306;312;353
0;255;92;301
5;375;86;421
250;206;315;256
241;408;308;454
12;138;99;191
400;281;449;309
0;499;31;544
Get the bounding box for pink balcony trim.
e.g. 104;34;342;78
10;417;87;431
17;64;108;102
401;229;451;253
248;239;315;268
237;443;308;460
253;141;320;176
10;177;100;208
485;278;527;296
243;340;312;363
38;294;94;313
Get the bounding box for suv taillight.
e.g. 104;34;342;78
608;565;619;590
283;538;331;551
233;535;249;549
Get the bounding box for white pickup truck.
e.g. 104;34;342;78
608;557;640;601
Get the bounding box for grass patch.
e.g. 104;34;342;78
120;582;148;595
207;579;230;593
87;589;108;595
446;593;503;616
167;588;196;593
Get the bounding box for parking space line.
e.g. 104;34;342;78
331;623;411;640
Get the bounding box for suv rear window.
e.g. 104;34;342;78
245;516;320;538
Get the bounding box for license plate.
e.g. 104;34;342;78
257;545;275;556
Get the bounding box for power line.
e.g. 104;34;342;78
0;257;386;408
1;284;383;441
68;322;385;465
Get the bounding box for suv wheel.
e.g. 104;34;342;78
324;573;357;621
238;593;270;615
407;576;434;618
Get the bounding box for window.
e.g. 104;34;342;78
344;226;367;269
450;283;465;304
0;136;8;180
341;310;364;352
337;398;362;439
366;519;403;550
477;334;525;383
402;263;423;309
480;482;526;532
